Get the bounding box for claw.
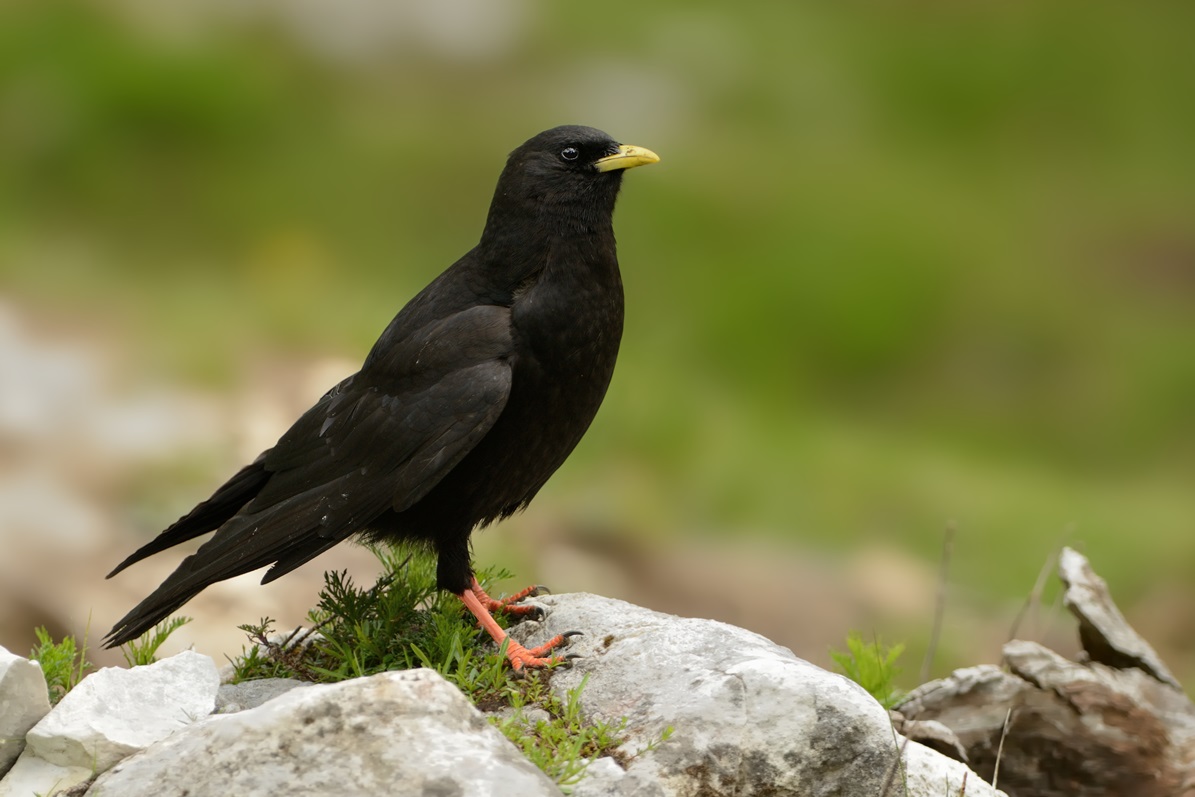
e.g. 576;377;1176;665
458;577;573;672
562;630;583;639
524;631;578;659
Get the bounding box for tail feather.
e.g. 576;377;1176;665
103;508;337;647
103;580;207;647
103;469;393;648
106;455;271;579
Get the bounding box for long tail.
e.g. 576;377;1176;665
102;500;347;647
103;458;390;648
107;455;271;579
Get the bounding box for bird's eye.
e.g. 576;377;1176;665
560;147;579;162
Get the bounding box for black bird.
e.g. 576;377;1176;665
104;125;658;669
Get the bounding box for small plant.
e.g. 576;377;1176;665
830;631;906;709
30;626;93;704
120;616;192;667
233;617;324;681
493;673;628;789
228;545;514;691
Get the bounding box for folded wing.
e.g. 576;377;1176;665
104;305;513;645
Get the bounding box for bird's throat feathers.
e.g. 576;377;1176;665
477;182;623;299
481;173;623;250
478;217;622;310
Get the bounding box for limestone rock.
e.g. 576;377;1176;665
0;754;90;797
87;668;561;797
0;645;51;776
512;593;1003;796
25;650;219;772
903;740;993;796
215;677;310;713
571;756;628;796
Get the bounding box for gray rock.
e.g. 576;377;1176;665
215;677;311;713
897;717;969;763
512;593;1003;797
25;650;219;772
900;548;1195;797
87;668;562;797
1059;546;1180;688
0;645;51;775
900;644;1195;797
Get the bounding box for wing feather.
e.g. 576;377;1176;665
104;305;514;646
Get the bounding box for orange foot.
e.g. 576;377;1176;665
471;579;547;619
457;576;580;671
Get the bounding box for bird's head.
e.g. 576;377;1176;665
487;125;659;230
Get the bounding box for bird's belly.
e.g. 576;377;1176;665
477;346;615;513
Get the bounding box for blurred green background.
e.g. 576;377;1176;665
3;0;1194;683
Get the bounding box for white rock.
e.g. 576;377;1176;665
0;645;51;776
0;753;90;797
87;668;561;797
570;756;628;797
25;650;219;772
514;593;1004;797
903;739;999;796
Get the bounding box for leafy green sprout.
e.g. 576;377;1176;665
830;631;906;710
27;614;195;705
119;615;193;667
30;625;94;705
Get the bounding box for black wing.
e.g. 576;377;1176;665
104;305;514;645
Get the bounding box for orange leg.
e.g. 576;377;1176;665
457;577;576;670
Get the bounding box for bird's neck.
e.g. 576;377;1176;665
478;200;617;291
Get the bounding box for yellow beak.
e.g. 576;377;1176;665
594;144;660;173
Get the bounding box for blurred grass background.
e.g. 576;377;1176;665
3;0;1194;682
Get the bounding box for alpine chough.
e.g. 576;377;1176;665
103;125;659;669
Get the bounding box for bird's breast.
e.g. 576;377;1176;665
511;262;624;391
